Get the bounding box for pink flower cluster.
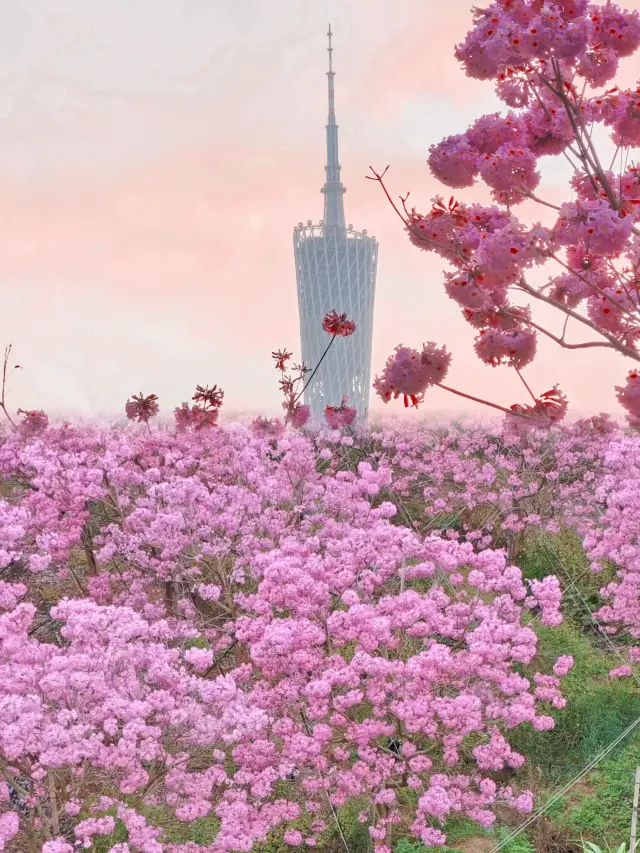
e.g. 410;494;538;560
583;431;640;665
374;343;452;408
324;396;357;429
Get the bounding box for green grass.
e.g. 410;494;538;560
553;739;640;847
494;827;536;853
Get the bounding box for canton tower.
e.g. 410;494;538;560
293;25;379;424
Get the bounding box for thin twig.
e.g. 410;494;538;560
0;345;17;429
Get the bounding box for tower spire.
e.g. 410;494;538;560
321;23;346;229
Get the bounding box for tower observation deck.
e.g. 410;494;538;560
293;25;378;424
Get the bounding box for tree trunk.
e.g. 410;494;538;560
164;581;176;615
81;520;98;577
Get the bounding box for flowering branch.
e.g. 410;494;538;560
504;308;615;351
516;277;640;361
277;311;357;429
294;335;337;404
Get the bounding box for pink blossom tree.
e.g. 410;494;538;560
369;0;640;427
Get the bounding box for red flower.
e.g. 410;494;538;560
252;416;285;438
192;384;224;410
174;403;220;432
174;383;224;432
125;393;159;424
272;349;292;371
322;310;356;337
509;386;568;429
291;404;311;429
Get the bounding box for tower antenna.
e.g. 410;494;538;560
321;23;345;228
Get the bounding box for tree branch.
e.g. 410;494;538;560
503;309;615;351
516;278;640;362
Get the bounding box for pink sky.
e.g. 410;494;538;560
2;0;640;422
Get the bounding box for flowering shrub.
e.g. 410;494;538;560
0;326;636;848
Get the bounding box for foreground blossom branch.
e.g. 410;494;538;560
371;166;640;365
373;338;562;427
503;307;615;351
369;0;640;427
278;310;357;429
515;277;640;360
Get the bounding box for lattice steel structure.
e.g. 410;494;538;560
293;25;378;424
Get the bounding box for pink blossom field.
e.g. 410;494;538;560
0;400;639;853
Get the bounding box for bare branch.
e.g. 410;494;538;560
0;345;17;429
516;278;640;362
503;308;616;351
